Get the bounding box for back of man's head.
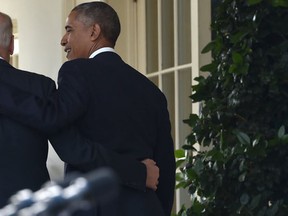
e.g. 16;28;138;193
72;1;121;47
0;12;12;49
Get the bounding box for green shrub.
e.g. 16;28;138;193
176;0;288;215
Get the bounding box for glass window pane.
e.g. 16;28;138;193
146;0;158;73
162;73;175;142
149;76;159;87
178;0;191;65
178;69;192;146
161;0;174;69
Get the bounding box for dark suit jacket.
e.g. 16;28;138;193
0;52;176;216
0;59;149;214
0;59;53;208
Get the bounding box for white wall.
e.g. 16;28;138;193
0;0;66;180
0;0;65;80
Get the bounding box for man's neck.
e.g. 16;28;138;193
0;49;9;62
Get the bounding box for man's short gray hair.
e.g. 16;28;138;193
72;2;121;47
0;12;13;48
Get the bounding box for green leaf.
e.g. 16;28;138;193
193;158;204;176
186;167;199;180
281;134;288;142
232;52;243;65
269;0;288;7
229;64;238;74
252;137;260;147
201;41;214;53
267;200;280;215
182;144;196;151
175;172;185;182
176;181;188;189
183;114;199;127
200;63;217;72
176;159;186;168
239;159;246;172
240;193;250;205
206;149;225;162
247;0;263;6
231;31;249;44
234;130;251;145
175;149;186;158
191;199;205;214
189;185;197;194
249;194;261;210
238;172;247;182
278;125;285;138
174;205;187;216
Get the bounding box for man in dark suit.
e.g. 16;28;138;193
0;10;159;212
0;2;175;215
0;11;52;207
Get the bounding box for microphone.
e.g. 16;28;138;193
0;168;118;216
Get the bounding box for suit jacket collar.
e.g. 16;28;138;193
89;47;116;59
0;58;13;69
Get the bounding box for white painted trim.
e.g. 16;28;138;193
61;0;76;62
136;0;146;74
157;0;162;72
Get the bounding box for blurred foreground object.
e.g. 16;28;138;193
0;168;118;216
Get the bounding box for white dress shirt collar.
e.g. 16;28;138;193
89;47;116;59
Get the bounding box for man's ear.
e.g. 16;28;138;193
90;24;101;41
9;35;14;55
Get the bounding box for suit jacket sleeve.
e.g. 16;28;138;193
0;61;148;192
49;125;147;191
154;95;176;216
0;60;88;133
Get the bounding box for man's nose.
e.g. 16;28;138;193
60;36;67;46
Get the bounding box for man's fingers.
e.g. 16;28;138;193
142;158;156;165
142;158;159;190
